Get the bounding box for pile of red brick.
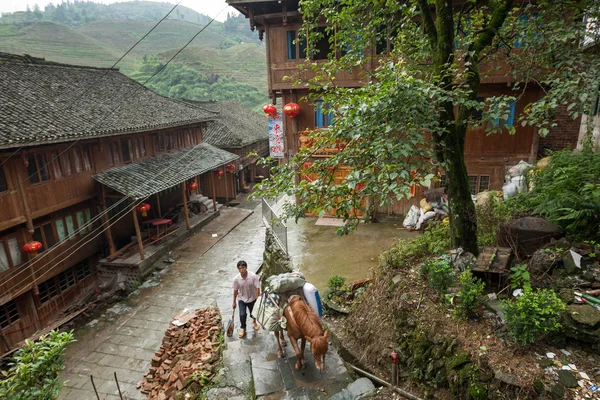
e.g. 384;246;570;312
137;307;223;399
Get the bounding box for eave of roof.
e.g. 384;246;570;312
93;143;238;199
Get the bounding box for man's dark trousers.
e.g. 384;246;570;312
238;299;256;329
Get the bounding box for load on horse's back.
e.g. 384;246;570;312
252;272;328;372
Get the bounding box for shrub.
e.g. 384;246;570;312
327;275;346;292
476;191;514;247
381;223;451;269
422;259;455;296
524;149;600;240
0;330;75;399
501;288;566;344
509;264;531;290
454;270;485;318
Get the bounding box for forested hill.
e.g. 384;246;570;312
0;1;268;110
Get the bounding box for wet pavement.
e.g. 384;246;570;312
59;195;416;399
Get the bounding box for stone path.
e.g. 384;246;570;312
59;203;354;399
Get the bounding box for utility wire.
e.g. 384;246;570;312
2;7;230;300
3;5;227;196
0;1;181;169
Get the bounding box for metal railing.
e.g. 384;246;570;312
261;197;288;254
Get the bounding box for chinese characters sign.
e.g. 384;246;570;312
268;112;284;158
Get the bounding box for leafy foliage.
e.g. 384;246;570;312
501;289;566;344
380;224;451;270
476;191;514;247
421;259;455;297
455;270;485;318
509;264;531;290
130;57;268;111
522;149;600;240
0;330;75;399
327;275;346;293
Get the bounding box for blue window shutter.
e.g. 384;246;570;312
287;31;296;60
315;100;324;127
506;101;516;126
325;103;334;126
514;15;528;48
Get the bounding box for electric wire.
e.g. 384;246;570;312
0;1;181;169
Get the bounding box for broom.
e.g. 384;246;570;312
226;310;235;337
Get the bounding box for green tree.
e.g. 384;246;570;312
253;0;600;254
0;330;75;399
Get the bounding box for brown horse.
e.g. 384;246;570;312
275;296;328;372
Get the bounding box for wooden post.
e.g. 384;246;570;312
182;183;190;230
100;185;116;255
155;193;162;218
131;198;144;261
223;167;230;206
210;172;217;211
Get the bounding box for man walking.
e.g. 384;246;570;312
232;260;260;338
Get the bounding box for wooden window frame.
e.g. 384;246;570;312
106;142;121;166
468;175;492;195
26;153;51;185
0;299;20;329
315;99;334;128
154;134;165;154
121;138;134;164
0;235;22;272
286;29;307;60
0;164;8;193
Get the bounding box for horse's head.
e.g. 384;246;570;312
306;330;329;372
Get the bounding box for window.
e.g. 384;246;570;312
133;137;146;159
60;152;72;177
27;154;50;184
491;100;516;127
185;131;193;146
0;237;21;272
106;142;120;165
120;139;133;163
313;27;331;60
154;134;165;153
57;268;76;292
73;146;92;172
0;166;8;192
55;219;67;242
166;134;175;151
514;13;539;48
286;29;307;60
38;279;58;303
315;100;334;128
0;300;19;329
468;175;491;195
75;259;91;282
50;152;72;179
75;208;92;234
33;222;57;254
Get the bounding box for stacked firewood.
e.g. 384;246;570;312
137;307;222;399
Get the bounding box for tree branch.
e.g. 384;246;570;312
417;0;437;50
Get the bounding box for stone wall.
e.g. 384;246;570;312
260;228;292;288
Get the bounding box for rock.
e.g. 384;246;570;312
393;275;403;285
493;369;522;387
329;377;376;400
558;370;578;388
563;250;582;274
561;305;600;352
567;304;600;328
548;383;565;400
499;217;563;258
533;378;546;394
163;257;175;264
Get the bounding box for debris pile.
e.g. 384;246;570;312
536;351;600;399
137;308;222;399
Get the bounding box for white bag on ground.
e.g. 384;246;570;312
403;205;420;228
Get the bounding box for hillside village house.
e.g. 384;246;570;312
192;101;270;202
227;0;582;217
0;53;238;353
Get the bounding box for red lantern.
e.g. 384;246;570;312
187;182;198;191
226;164;236;173
136;203;151;217
216;169;225;179
282;103;301;119
23;241;43;257
262;104;277;117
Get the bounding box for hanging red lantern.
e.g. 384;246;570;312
216;169;225;179
282;103;301;119
23;241;43;257
136;203;151;217
262;104;277;117
226;164;236;173
187;182;198;191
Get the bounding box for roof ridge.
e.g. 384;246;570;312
0;52;119;71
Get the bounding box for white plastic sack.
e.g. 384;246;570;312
503;183;518;200
402;205;420;228
416;211;436;230
507;160;533;177
267;271;306;293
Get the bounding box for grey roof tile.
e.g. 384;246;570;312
93;143;238;199
0;53;216;149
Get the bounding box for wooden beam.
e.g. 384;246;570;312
210;172;217;211
182;183;190;230
131;199;144;261
100;185;116;255
155;193;162;218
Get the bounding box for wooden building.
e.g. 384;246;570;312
226;0;582;216
0;53;237;354
192;101;270;202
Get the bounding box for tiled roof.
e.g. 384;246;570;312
198;101;268;149
0;53;216;149
93;143;238;199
